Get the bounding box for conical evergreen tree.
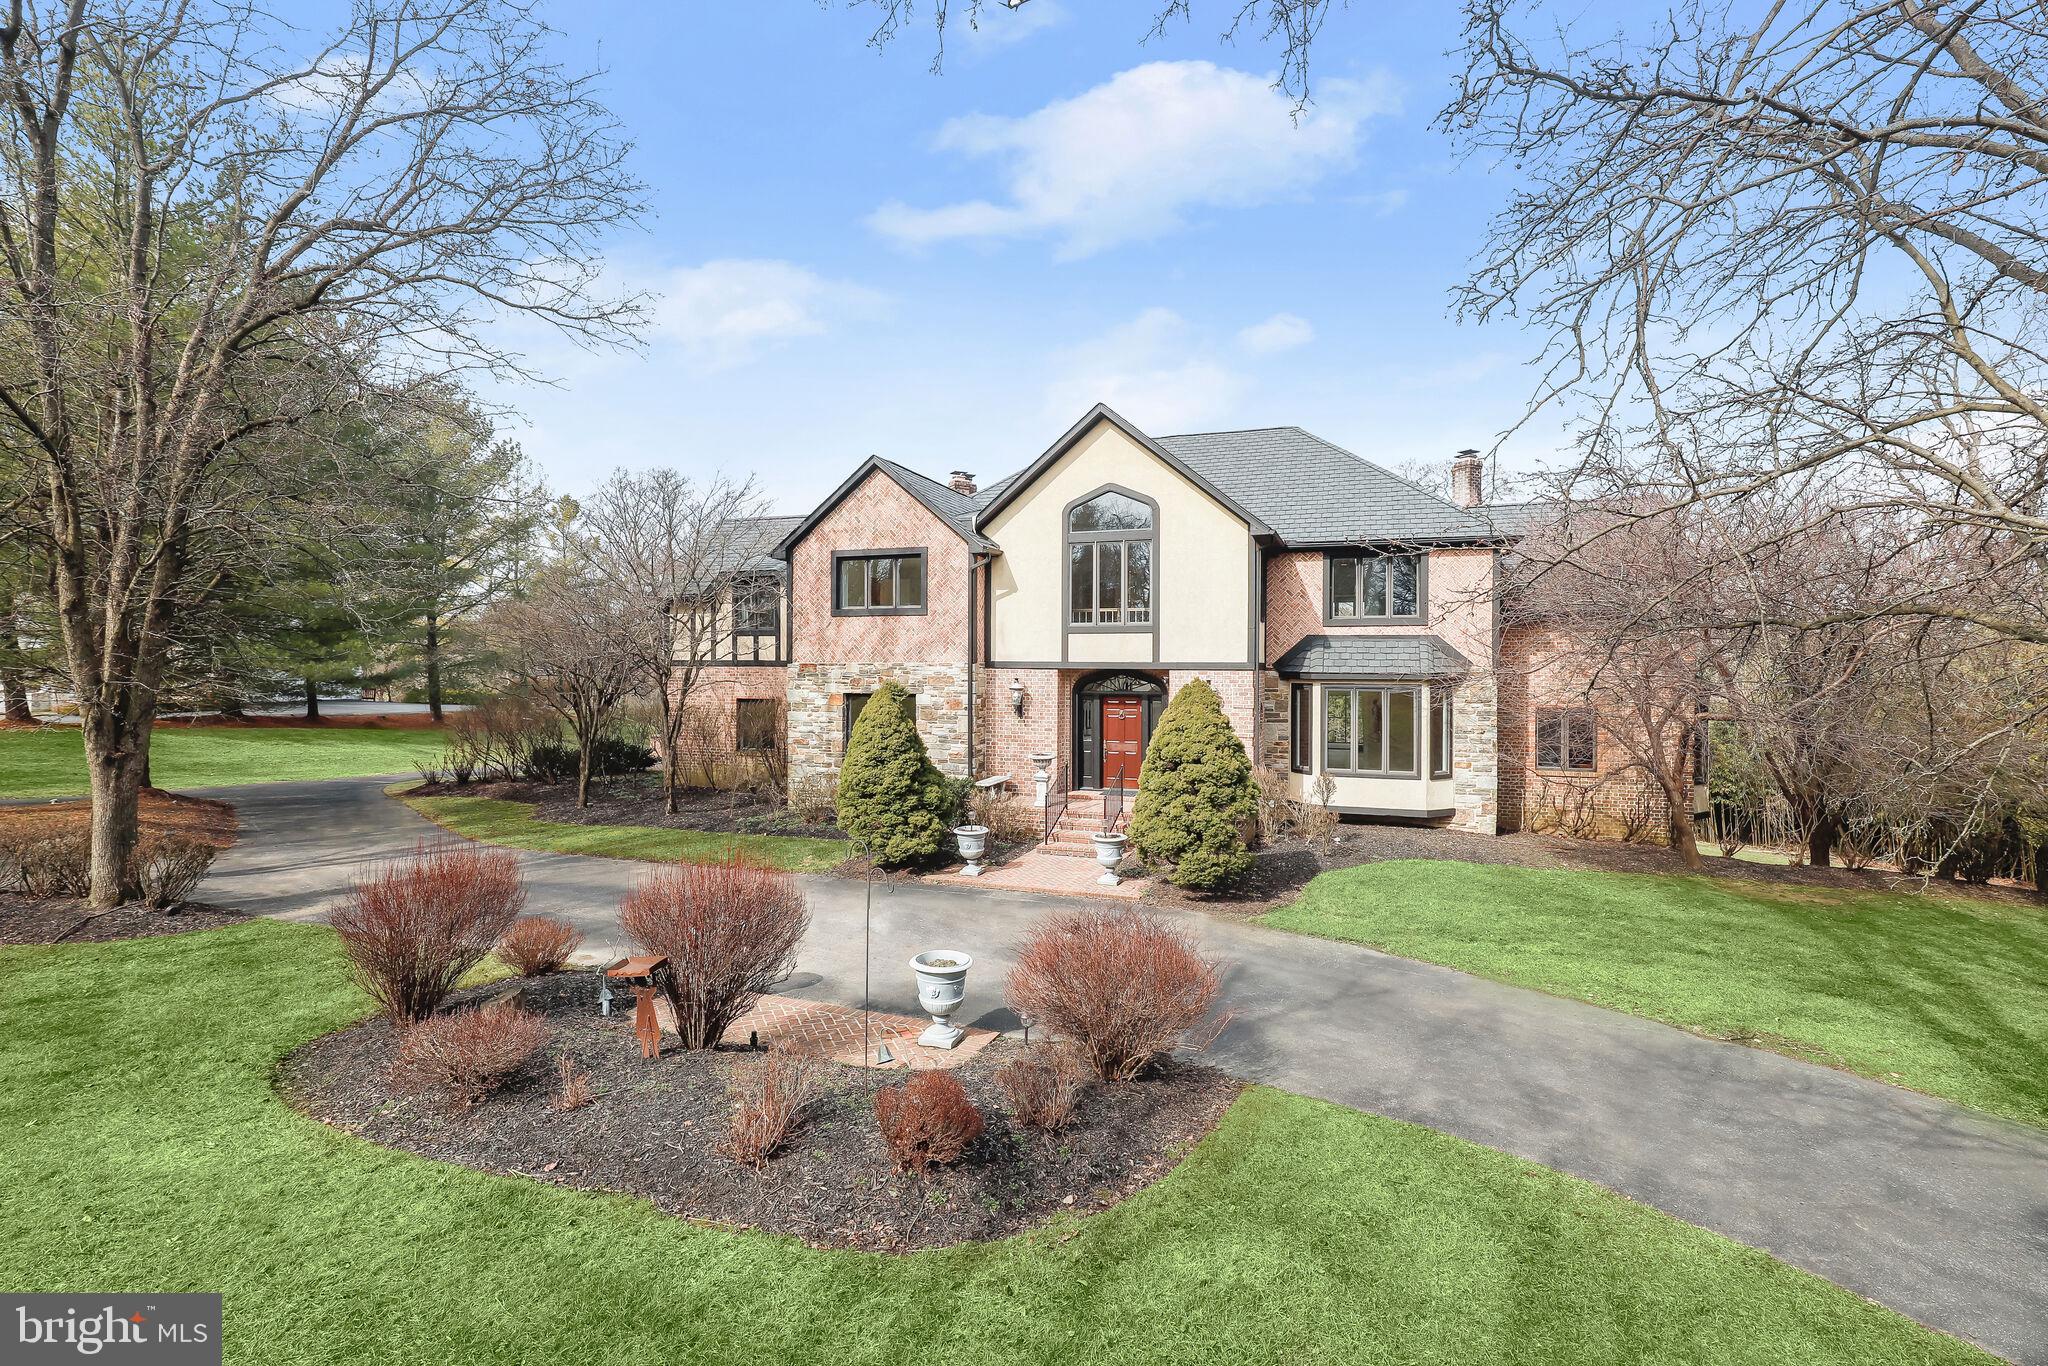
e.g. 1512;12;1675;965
1128;677;1256;888
835;681;952;866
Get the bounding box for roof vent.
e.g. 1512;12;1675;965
948;470;977;497
1450;449;1484;508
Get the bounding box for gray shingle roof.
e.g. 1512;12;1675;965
874;458;1001;552
1153;427;1499;547
1272;633;1472;680
709;514;804;576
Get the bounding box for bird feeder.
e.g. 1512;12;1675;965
606;954;671;1060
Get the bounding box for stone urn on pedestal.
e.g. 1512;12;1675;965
1090;831;1129;886
951;824;990;877
909;950;973;1049
1027;753;1056;808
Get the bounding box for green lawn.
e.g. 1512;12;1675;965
1265;860;2048;1128
0;922;1987;1366
0;724;449;798
401;790;848;873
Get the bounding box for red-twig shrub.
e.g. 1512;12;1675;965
616;853;808;1049
331;841;527;1024
874;1070;984;1175
1005;906;1224;1082
135;835;219;908
497;914;583;976
995;1047;1090;1131
720;1047;822;1170
389;999;547;1108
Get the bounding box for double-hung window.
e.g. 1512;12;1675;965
1323;686;1420;776
1534;707;1597;772
834;551;925;615
1326;552;1422;622
1067;490;1154;627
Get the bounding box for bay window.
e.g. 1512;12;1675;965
1323;685;1420;776
1431;688;1454;779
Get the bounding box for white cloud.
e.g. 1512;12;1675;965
646;259;885;372
959;0;1066;51
1043;308;1247;432
1353;187;1410;217
871;61;1397;258
1237;312;1315;354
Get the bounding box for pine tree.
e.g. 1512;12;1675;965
835;682;952;866
1128;678;1256;888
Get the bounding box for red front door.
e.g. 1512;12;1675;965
1102;697;1144;789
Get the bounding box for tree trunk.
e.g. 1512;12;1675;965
304;677;321;722
1;673;30;722
424;611;444;722
81;707;148;907
2033;838;2047;901
661;699;681;816
1806;814;1839;869
1663;775;1703;870
576;741;593;808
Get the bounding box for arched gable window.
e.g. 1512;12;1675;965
1066;488;1155;627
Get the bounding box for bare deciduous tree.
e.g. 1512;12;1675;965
0;0;643;902
577;469;773;814
491;564;639;809
1442;1;2048;648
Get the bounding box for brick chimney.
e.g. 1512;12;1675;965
1450;448;1484;508
948;470;977;497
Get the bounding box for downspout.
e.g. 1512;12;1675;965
967;551;990;779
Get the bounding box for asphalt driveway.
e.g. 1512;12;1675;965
199;775;2048;1364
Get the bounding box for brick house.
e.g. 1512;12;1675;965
678;403;1697;839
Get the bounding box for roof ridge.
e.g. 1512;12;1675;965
1155;423;1305;439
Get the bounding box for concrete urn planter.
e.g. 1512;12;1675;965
909;949;973;1049
1027;753;1056;808
952;824;990;877
1090;831;1129;886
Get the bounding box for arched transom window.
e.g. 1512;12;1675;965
1067;489;1154;627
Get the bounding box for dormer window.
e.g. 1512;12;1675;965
1326;552;1423;623
1067;488;1155;628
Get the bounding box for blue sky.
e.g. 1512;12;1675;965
492;1;1552;509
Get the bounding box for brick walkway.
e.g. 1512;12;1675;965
923;849;1145;899
718;993;997;1070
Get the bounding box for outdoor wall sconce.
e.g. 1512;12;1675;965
1008;678;1025;715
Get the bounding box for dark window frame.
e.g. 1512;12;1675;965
1289;683;1311;774
841;690;918;750
832;548;928;617
1322;684;1422;778
1323;551;1428;625
1063;484;1158;633
1534;706;1598;773
1431;686;1454;779
736;698;778;753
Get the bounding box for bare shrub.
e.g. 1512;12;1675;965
0;832;92;899
1300;773;1339;852
720;1047;822;1170
1254;768;1297;844
331;842;528;1025
135;836;218;908
874;1070;984;1175
553;1054;594;1111
969;787;1039;847
995;1047;1089;1132
1005;906;1224;1083
390;999;547;1108
1616;788;1659;844
617;854;808;1049
788;773;838;825
496;914;583;976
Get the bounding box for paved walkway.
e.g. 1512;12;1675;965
199;776;2047;1363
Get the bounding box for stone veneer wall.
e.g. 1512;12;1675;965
786;662;971;786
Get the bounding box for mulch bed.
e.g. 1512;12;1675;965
280;972;1242;1252
0;890;247;945
412;774;844;843
0;789;240;849
1145;820;2039;911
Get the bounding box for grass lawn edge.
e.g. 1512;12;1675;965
390;782;849;873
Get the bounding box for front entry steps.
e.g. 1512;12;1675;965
1043;789;1128;859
